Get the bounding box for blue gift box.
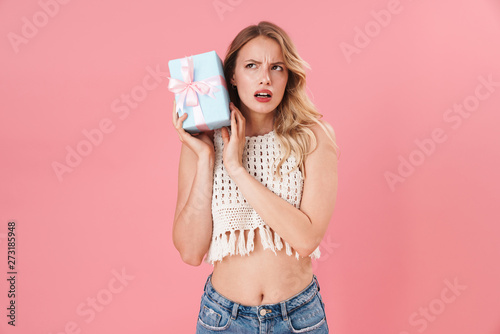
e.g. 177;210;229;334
168;50;231;134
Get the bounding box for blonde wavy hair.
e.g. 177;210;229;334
223;21;341;181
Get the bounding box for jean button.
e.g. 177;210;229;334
260;309;267;316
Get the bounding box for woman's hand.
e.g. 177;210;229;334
221;102;246;175
172;100;214;159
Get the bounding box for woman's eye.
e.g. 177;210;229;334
245;64;283;70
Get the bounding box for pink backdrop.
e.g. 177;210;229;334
1;0;500;333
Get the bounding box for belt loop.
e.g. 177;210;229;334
204;273;212;292
231;303;239;320
280;301;288;321
314;274;320;292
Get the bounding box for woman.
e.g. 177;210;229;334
172;21;339;333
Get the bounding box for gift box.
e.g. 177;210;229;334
168;50;231;134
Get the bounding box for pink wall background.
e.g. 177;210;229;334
1;0;500;333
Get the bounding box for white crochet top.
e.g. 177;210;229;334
203;127;321;265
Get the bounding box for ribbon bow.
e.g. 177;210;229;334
168;55;227;132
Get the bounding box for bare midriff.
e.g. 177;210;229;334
211;228;314;307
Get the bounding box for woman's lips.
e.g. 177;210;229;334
254;89;272;102
254;95;272;102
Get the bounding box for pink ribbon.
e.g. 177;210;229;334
168;56;227;132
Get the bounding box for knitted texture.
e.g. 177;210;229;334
204;127;321;265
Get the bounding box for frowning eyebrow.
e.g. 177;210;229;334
244;59;285;65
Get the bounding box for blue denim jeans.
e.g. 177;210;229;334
196;272;329;333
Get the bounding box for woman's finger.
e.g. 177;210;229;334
177;113;187;131
236;108;245;138
232;104;245;140
230;105;236;138
172;101;178;125
172;99;189;141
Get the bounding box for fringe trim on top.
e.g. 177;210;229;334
204;225;321;265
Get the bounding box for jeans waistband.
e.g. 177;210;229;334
202;272;321;320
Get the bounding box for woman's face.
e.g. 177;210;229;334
231;36;288;117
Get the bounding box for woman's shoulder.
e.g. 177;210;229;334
302;120;338;161
320;119;336;138
207;129;215;142
309;120;336;144
204;128;222;143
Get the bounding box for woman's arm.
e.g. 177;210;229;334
172;142;214;266
226;121;338;257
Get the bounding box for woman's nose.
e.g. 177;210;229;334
259;67;271;85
